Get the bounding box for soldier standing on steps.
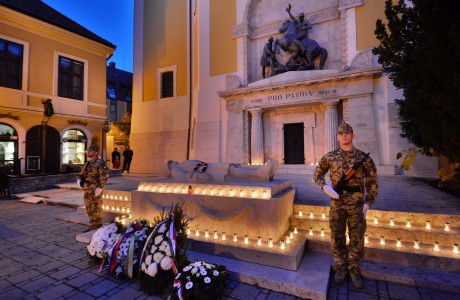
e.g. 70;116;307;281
313;122;378;290
78;144;110;233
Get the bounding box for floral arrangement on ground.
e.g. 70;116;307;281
138;203;190;295
172;260;229;300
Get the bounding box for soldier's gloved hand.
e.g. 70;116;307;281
77;179;81;188
363;203;369;219
95;188;103;197
322;185;339;199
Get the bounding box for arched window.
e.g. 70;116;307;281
62;129;86;165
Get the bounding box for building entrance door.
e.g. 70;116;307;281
283;123;304;164
26;125;61;174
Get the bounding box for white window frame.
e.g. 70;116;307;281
0;34;29;91
157;65;177;100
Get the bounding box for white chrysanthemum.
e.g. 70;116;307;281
158;223;167;233
205;262;214;269
119;242;128;252
153;252;164;263
141;262;147;272
185;281;193;290
191;267;198;274
164;245;172;257
160;256;173;270
154;235;163;245
145;254;152;265
147;262;158;277
204;277;211;283
150;244;158;253
116;251;123;260
200;269;207;276
183;265;192;272
213;270;219;276
107;223;118;233
87;246;96;256
159;241;169;252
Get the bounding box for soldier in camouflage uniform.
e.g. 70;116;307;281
78;144;110;233
313;122;378;289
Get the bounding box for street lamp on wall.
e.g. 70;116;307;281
102;120;111;162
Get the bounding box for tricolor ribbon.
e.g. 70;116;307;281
109;230;135;274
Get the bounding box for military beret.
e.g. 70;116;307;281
88;144;100;152
338;122;353;133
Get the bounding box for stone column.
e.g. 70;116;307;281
324;101;339;152
249;109;264;165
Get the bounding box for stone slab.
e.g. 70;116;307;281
248;70;339;88
19;196;46;204
187;250;331;300
187;230;307;271
131;184;295;241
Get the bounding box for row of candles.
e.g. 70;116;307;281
297;210;453;231
138;184;272;199
102;194;130;201
102;204;131;214
187;227;299;250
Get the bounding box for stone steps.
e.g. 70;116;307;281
291;204;460;273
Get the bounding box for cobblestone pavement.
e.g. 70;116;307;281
1;200;458;300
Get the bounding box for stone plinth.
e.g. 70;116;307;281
131;179;295;241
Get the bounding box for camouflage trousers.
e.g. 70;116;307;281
83;190;103;227
329;198;366;274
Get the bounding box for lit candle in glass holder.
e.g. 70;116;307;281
202;188;207;195
396;238;402;248
286;235;291;244
244;235;249;245
127;208;131;213
219;189;224;196
213;231;218;239
233;233;238;242
102;194;106;199
294;227;298;235
240;190;244;197
309;228;314;236
122;207;126;212
453;244;459;254
364;235;369;244
389;218;395;227
320;228;325;238
309;211;314;219
426;221;432;230
210;188;215;196
194;187;200;194
195;228;200;237
114;195;118;200
434;242;440;252
268;238;273;248
321;212;326;220
186;228;191;235
257;237;262;246
111;205;115;211
373;216;379;225
110;195;114;199
121;215;126;225
166;186;171;193
116;207;120;212
115;216;120;222
406;219;412;228
280;240;286;250
125;196;129;201
221;232;226;241
298;210;303;217
252;190;256;198
181;187;186;194
230;189;235;197
346;235;350;244
159;186;164;192
380;236;385;246
263;191;268;199
173;186;178;193
444;223;450;232
204;230;209;238
289;231;294;239
105;204;110;210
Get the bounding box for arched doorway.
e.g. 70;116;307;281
26;125;60;174
62;129;87;173
0;124;19;175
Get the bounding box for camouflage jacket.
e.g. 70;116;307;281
313;147;378;206
79;158;109;191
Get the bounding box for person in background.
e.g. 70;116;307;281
78;144;110;233
313;122;378;290
111;147;120;169
122;145;134;173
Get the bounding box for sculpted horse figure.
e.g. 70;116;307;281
273;20;328;70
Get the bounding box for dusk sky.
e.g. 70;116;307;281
42;0;134;72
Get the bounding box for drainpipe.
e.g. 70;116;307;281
186;0;193;160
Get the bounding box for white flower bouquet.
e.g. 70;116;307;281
87;222;122;264
172;260;229;300
107;221;151;279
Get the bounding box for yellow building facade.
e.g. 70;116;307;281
0;1;115;175
131;0;437;177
